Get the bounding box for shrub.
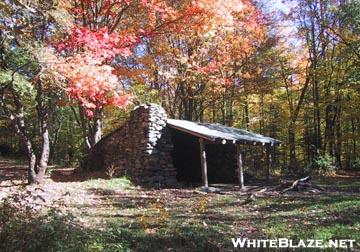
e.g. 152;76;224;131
353;158;360;170
105;165;119;178
314;154;336;176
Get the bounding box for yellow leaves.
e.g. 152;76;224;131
194;196;209;214
0;1;12;15
54;0;73;9
132;0;267;103
139;200;170;229
197;0;245;28
48;8;74;32
47;0;74;30
32;47;67;89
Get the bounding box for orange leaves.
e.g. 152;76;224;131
143;0;267;101
48;0;268;117
137;55;154;66
241;72;252;79
197;60;224;75
112;66;150;83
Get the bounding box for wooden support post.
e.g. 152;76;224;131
266;146;272;182
199;138;208;188
237;144;244;190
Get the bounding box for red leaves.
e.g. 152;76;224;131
51;0;207;118
55;26;138;62
60;61;132;117
52;25;138;117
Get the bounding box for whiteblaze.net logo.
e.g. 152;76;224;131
231;238;356;249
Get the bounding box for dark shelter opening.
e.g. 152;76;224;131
170;128;238;184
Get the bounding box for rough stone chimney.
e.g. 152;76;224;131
86;104;177;186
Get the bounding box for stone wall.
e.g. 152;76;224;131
85;104;177;186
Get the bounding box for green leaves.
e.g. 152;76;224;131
5;47;40;76
0;70;35;97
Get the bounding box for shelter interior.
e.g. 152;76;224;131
170;128;238;184
169;127;276;186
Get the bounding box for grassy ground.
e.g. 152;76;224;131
0;158;359;251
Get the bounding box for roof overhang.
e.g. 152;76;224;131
167;119;281;146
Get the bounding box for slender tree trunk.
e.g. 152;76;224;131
303;99;312;164
0;81;50;184
227;86;235;126
221;92;226;125
49;120;61;164
92;107;102;145
313;78;322;152
351;118;357;169
243;101;249;130
288;121;297;171
33;80;50;184
15;130;38;184
33;121;50;184
307;0;323;156
260;94;264;134
73;105;92;151
211;98;216;123
335;104;342;169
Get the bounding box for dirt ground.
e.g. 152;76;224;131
1;157;360;251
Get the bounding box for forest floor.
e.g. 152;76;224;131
0;157;359;251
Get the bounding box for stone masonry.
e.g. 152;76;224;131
86;104;177;186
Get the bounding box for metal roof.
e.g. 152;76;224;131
167;119;281;145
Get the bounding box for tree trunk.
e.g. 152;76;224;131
92;107;103;146
335;104;342;169
33;80;50;184
288;121;297;171
0;81;50;184
313;78;322;152
73;105;92;151
350;118;357;169
27;151;38;184
49;120;61;164
243;101;249;130
33;124;50;184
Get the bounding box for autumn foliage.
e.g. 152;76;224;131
53;27;133;117
49;0;267;118
51;0;205;117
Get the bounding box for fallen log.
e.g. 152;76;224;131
281;176;309;193
280;176;324;193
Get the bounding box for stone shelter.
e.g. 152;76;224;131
86;104;281;187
